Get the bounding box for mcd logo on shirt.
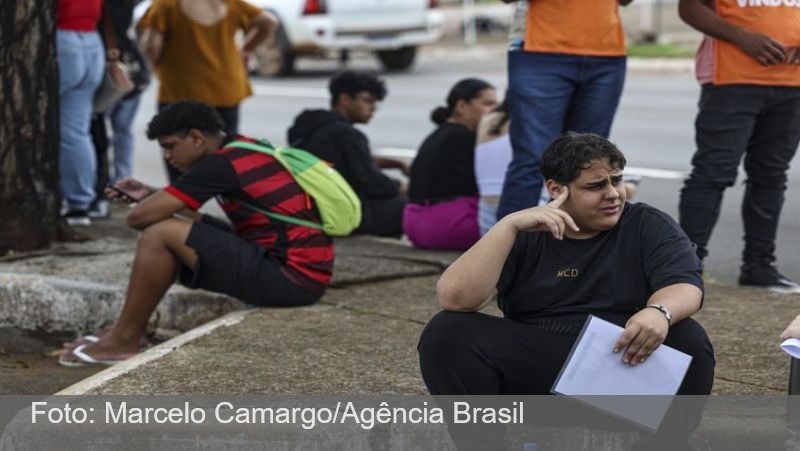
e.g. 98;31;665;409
557;268;580;278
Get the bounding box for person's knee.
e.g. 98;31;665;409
667;318;715;393
137;219;187;248
668;318;715;363
744;173;788;191
418;311;482;362
684;169;737;190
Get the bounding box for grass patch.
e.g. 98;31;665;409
627;43;695;58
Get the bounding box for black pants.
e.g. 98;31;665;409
181;215;322;307
158;103;240;182
679;84;800;265
91;113;109;201
354;195;407;237
418;311;715;451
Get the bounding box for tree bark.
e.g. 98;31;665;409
0;0;60;255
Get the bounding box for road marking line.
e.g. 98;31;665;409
375;147;417;159
625;166;686;180
374;147;687;180
252;85;328;98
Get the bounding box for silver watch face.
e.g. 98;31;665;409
659;305;672;321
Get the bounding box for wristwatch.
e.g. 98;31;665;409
645;304;672;326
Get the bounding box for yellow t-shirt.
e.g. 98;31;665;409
709;0;800;86
139;0;262;106
524;0;626;56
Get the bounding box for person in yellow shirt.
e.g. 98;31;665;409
677;0;800;293
139;0;277;181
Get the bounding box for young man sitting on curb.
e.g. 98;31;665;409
59;101;334;366
288;70;407;236
418;133;715;451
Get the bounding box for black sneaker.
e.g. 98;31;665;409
63;210;91;227
739;264;800;294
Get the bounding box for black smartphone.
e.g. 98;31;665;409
106;185;139;202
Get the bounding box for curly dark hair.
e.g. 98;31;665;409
146;101;225;140
540;132;627;184
329;70;387;107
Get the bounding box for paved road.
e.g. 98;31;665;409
129;46;800;284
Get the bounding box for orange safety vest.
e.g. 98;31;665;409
710;0;800;85
524;0;626;56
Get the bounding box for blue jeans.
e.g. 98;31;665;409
478;198;497;236
57;30;105;211
108;94;142;181
497;51;626;219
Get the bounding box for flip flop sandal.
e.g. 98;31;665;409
58;344;125;368
63;333;152;351
62;334;100;350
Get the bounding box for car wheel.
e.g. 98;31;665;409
253;29;295;77
376;46;417;72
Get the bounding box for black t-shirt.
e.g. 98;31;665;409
408;122;478;201
496;202;703;323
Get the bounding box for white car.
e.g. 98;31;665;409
135;0;444;76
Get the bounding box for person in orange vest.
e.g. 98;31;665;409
678;0;800;293
496;0;634;220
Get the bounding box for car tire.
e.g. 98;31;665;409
376;46;417;72
253;29;295;77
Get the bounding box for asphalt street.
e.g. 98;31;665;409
128;46;800;284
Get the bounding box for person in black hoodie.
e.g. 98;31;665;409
287;70;407;237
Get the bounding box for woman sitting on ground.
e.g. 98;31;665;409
403;78;497;250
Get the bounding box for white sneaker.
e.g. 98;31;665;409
88;200;110;219
63;210;91;227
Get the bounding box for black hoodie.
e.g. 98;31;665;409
288;109;400;200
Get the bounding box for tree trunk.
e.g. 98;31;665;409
0;0;60;255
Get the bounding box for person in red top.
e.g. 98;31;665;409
57;0;106;226
678;0;800;293
59;101;334;366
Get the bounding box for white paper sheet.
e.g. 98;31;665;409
551;315;693;431
781;338;800;359
553;315;692;395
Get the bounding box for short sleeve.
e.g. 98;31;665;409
138;0;170;32
166;154;239;210
640;209;704;294
497;233;528;297
234;0;264;30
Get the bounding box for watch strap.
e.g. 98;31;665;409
645;304;672;326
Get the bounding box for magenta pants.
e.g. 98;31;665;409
403;196;481;251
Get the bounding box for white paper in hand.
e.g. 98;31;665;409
780;338;800;359
551;315;693;431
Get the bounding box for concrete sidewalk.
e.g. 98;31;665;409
0;205;795;397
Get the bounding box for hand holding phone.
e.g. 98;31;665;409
105;185;140;203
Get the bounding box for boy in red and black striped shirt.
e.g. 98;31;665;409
59;101;334;367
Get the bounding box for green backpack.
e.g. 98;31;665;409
226;139;361;236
